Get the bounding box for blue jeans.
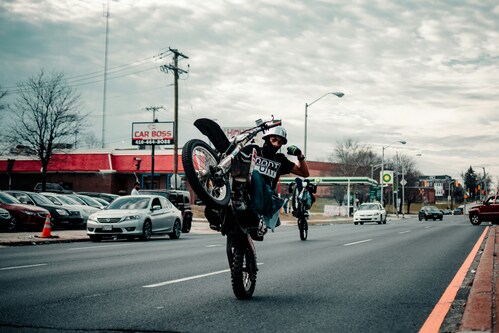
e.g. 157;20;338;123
250;170;284;230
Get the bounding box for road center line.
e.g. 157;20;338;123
399;230;411;234
67;243;136;251
143;269;231;288
0;263;47;271
344;239;372;246
143;263;265;288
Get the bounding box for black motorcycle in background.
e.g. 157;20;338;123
290;178;316;241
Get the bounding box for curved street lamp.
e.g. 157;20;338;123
304;92;344;157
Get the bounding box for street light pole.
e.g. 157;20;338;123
304;92;344;157
380;140;406;210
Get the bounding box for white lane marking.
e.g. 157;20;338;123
424;226;432;229
143;269;230;288
0;263;47;271
399;230;411;234
143;263;265;288
344;239;372;246
67;243;136;251
206;244;222;248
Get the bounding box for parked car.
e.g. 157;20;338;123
0;208;15;231
65;193;107;209
86;195;183;242
440;209;452;215
139;189;192;233
418;206;443;221
5;190;84;229
468;194;499;225
453;205;464;215
34;182;73;194
353;202;386;225
0;192;49;231
40;192;99;223
77;192;119;203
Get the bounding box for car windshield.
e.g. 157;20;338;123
67;195;87;205
79;195;104;207
57;195;80;205
425;206;439;212
358;204;379;211
0;192;21;204
107;197;150;210
29;192;54;205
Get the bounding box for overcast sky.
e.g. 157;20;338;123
1;0;498;187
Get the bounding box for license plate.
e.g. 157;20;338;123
102;225;112;231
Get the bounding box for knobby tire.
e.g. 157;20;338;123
182;139;231;208
227;235;257;299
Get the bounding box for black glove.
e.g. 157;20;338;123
287;145;302;156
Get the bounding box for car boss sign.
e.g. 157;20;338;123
132;122;174;145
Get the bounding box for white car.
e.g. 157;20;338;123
353;202;386;225
40;192;99;223
86;195;183;242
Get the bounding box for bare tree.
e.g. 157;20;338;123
329;138;379;177
83;132;100;148
0;86;7;112
5;70;87;191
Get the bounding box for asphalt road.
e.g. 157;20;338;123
0;215;484;333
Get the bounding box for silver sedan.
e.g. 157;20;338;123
86;195;183;242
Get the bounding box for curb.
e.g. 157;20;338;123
458;226;496;332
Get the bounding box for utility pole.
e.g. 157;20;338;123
160;48;189;189
145;106;164;189
101;0;111;148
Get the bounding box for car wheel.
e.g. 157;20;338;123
141;220;152;240
418;216;422;221
169;219;181;239
89;235;102;242
383;216;387;224
470;214;482;226
439;217;443;221
5;217;18;232
182;214;192;233
354;222;358;225
360;222;364;225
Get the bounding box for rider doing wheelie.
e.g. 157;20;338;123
206;126;310;240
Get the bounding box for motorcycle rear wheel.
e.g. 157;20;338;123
227;235;257;299
182;139;231;208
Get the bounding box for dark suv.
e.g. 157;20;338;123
139;189;192;233
468;194;499;225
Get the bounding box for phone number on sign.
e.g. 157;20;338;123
133;139;173;145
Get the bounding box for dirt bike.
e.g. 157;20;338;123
181;116;282;299
290;178;316;241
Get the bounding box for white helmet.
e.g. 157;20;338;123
262;127;287;145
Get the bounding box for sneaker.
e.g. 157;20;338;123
250;229;264;241
257;218;267;237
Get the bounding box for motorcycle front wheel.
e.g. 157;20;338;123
299;218;308;241
182;139;231;208
226;234;257;299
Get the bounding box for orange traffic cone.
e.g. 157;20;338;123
39;214;56;238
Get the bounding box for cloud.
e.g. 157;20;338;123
1;0;498;184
